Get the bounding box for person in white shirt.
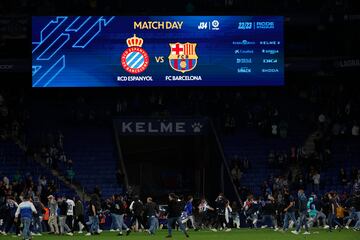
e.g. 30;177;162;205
224;201;232;231
198;198;214;228
66;197;75;233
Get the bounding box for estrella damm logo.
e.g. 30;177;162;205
121;34;149;74
168;42;198;73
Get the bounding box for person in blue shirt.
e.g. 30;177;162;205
182;196;198;231
15;195;37;240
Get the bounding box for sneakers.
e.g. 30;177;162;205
323;225;330;229
66;232;74;236
290;230;310;235
126;229;131;236
79;223;85;232
110;229;116;232
345;226;349;229
225;228;232;232
261;225;268;229
274;227;279;231
78;231;83;234
289;221;295;229
210;228;218;232
85;233;91;236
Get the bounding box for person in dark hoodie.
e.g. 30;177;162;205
86;195;100;236
166;193;189;238
282;188;296;231
115;195;131;236
58;196;73;236
327;192;344;232
144;197;159;235
259;194;278;231
2;195;19;236
211;193;228;231
33;196;45;236
74;196;86;234
130;196;144;232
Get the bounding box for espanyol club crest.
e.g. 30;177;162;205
121;34;149;74
168;42;198;73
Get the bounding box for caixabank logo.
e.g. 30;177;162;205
121;34;149;74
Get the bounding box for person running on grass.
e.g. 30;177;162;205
166;193;189;238
14;195;37;240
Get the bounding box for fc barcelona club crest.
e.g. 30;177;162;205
121;34;149;74
168;42;198;73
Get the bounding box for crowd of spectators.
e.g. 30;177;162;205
0;173;57;208
1;76;360;198
35;134;76;187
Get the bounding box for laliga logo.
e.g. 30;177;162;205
121;34;150;74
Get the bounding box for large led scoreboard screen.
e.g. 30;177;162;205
32;16;284;87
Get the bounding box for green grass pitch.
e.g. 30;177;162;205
2;229;359;240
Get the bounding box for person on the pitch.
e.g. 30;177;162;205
166;193;189;238
259;194;279;231
291;189;310;235
129;196;144;232
144;197;159;235
327;192;344;232
15;195;38;240
212;193;229;231
282;188;296;232
182;196;198;231
116;195;131;236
